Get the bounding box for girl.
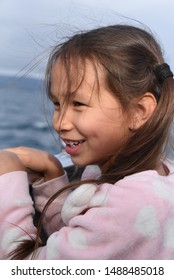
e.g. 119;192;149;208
0;24;174;260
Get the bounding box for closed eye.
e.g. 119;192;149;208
73;101;86;107
53;101;60;109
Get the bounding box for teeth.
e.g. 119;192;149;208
65;140;84;147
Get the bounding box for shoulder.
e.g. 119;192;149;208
108;166;174;225
113;165;174;204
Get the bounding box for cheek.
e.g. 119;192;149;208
102;119;130;147
52;111;60;130
77;117;103;138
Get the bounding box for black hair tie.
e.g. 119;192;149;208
154;63;173;83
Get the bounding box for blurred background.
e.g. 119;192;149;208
0;0;174;156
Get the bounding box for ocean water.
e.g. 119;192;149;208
0;75;62;154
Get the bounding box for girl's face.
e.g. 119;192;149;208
50;59;131;170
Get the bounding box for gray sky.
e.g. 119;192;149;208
0;0;174;77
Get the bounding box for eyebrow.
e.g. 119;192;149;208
48;87;65;99
49;88;91;101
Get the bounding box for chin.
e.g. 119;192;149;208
71;158;90;168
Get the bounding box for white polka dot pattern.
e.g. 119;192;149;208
134;205;160;238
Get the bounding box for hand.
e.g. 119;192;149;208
5;147;65;182
0;150;25;175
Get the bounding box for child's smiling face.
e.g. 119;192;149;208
50;59;131;170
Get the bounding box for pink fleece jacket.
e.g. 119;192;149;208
1;161;174;260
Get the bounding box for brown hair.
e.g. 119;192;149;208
8;24;174;259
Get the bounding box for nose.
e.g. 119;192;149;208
52;108;73;133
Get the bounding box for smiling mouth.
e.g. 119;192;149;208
64;140;85;147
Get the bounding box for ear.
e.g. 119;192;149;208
129;92;157;131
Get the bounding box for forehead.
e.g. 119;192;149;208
50;58;105;97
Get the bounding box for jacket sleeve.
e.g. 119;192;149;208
0;171;70;258
31;165;100;236
32;172;70;235
0;171;36;258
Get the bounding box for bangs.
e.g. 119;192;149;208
46;51;101;105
